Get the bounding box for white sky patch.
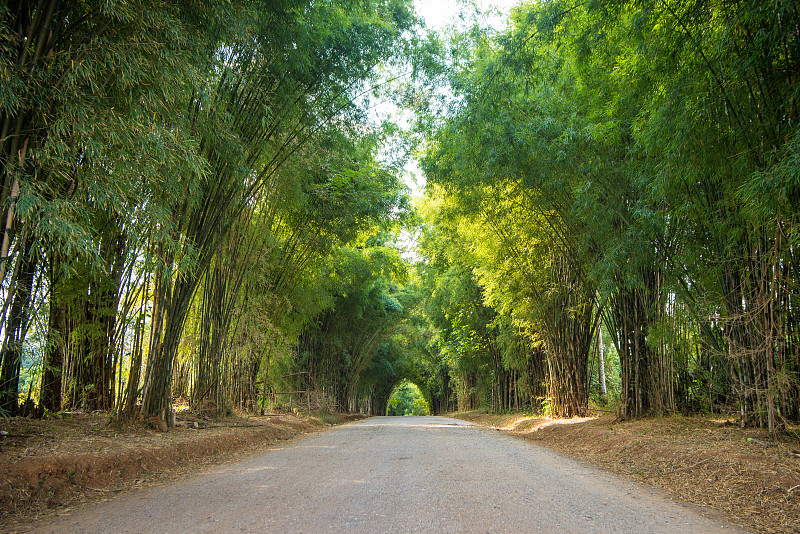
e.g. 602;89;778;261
414;0;520;32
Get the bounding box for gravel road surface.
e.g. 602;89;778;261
31;416;747;533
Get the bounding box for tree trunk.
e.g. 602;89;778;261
0;239;36;414
40;301;66;413
598;321;607;398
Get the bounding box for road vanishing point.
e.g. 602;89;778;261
32;416;747;533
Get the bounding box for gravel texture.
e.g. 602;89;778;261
30;416;748;533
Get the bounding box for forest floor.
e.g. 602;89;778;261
452;411;800;534
0;406;365;531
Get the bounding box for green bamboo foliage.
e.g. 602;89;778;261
0;1;212;414
9;0;797;429
417;0;800;430
0;0;418;419
137;0;415;420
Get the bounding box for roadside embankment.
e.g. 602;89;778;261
451;411;800;534
0;411;364;527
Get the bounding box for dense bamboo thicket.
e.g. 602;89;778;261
2;1;799;431
0;0;417;422
416;0;800;432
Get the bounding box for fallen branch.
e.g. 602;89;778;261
84;486;112;493
184;421;303;431
746;437;775;447
666;457;712;474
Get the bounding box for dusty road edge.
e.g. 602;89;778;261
1;413;366;529
448;412;800;534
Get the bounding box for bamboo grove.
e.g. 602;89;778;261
0;0;418;421
2;0;799;433
416;0;800;433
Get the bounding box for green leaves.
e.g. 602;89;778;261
413;0;800;425
386;379;429;415
0;0;423;416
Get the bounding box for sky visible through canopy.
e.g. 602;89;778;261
384;0;520;198
414;0;518;31
382;1;520;259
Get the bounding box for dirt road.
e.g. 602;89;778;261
29;416;746;533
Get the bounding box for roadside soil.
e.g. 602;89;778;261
452;411;800;534
0;408;364;532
